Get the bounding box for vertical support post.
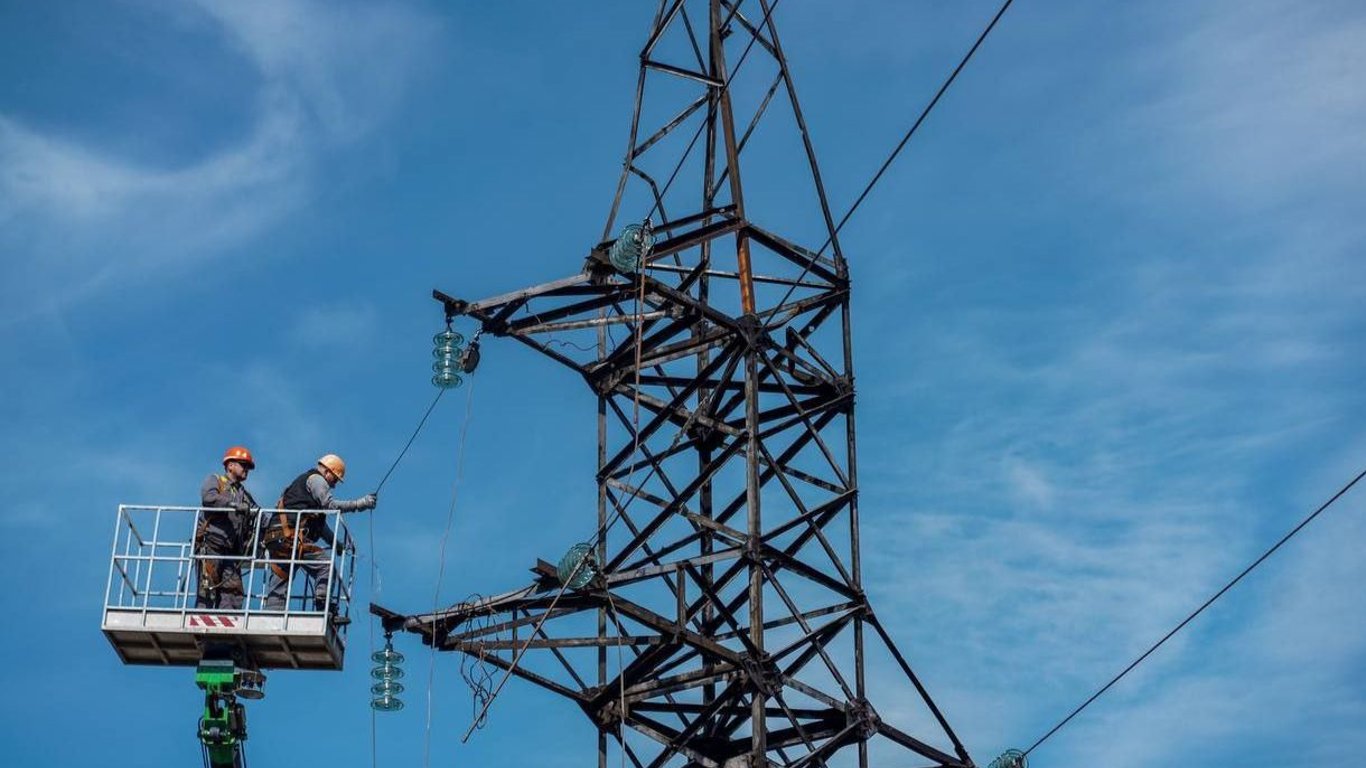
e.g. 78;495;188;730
598;305;610;768
710;0;755;315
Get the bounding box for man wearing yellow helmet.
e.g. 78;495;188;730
195;446;260;609
260;454;377;618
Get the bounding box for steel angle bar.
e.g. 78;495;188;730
648;217;745;264
609;595;745;664
621;322;734;370
604;476;679;515
759;544;859;601
744;227;841;286
633;95;709;160
759;287;848;328
866;614;973;764
627;164;671;221
624;714;723;768
635;374;828;396
507;291;654;334
761;720;849;762
644;58;724;88
640;0;685;60
518;310;675;336
767;335;841;388
459;644;589;703
633;680;750;768
753;445;856;587
766;611;858;701
875;720;966;767
528;610;595;691
779;723;858;768
607;548;742;587
617;660;739;702
712;601;861;642
630;701;833;719
595;315;698;384
711;408;841;530
445;606;587;643
775;463;846;495
436;273;594;316
646;263;830;289
762;489;856;543
605;440;747;572
455;636;663;651
719;1;779;59
600;365;742;479
647;204;737;236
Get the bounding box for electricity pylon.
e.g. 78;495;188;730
375;3;975;767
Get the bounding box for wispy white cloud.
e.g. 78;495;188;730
0;0;439;325
287;303;379;349
857;0;1366;763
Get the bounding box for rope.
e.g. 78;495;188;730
424;379;478;768
369;387;449;768
604;589;629;768
1022;464;1366;757
369;508;378;768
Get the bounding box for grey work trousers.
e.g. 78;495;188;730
195;528;245;610
263;545;333;610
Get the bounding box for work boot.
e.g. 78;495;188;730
315;596;351;626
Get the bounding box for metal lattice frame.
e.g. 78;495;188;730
375;3;974;767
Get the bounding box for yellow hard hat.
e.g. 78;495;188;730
317;454;346;482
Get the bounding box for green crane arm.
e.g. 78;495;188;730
195;660;248;768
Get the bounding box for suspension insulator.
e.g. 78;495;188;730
988;749;1027;768
370;663;405;680
432;329;465;389
370;636;406;712
608;223;655;273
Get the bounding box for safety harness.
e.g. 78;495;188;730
259;504;325;582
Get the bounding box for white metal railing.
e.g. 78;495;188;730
103;505;356;625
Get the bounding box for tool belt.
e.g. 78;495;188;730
260;504;325;581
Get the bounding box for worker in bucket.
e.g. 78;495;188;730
260;453;376;621
195;446;260;609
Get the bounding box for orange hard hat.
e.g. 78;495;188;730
317;453;346;482
222;446;255;469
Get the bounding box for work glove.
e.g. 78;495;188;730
359;493;378;510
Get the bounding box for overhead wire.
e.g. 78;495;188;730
770;0;1017;314
1022;464;1366;757
375;388;447;494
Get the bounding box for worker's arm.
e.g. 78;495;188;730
305;474;374;512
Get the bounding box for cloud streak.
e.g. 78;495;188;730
0;0;438;325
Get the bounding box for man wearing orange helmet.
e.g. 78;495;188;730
261;453;377;617
195;446;260;609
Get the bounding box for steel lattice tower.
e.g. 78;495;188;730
375;3;975;767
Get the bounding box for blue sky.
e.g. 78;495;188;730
2;1;1364;766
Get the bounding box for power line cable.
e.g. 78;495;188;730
1023;464;1366;757
375;388;446;494
771;0;1017;313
